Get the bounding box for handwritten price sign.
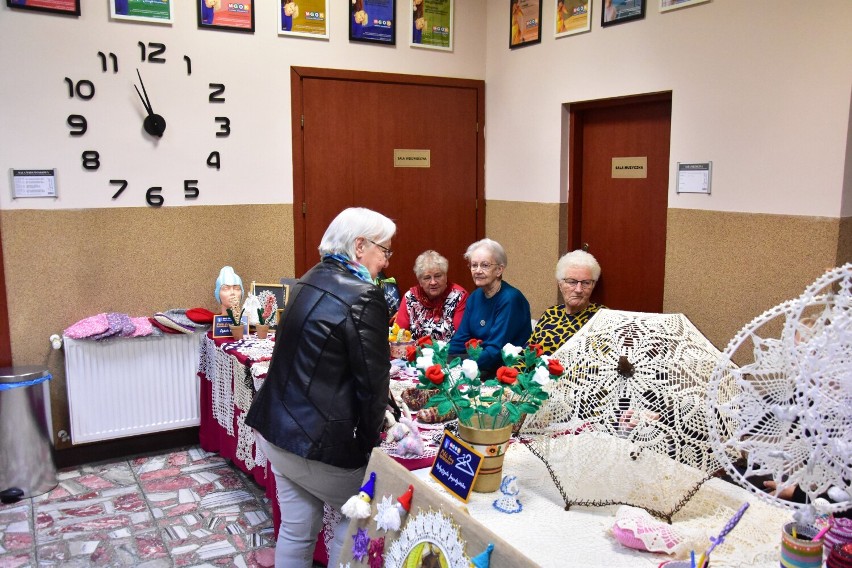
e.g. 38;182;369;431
429;430;483;502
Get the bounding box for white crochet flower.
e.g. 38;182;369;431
461;359;479;380
532;366;550;386
502;343;523;358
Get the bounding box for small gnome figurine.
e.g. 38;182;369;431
342;472;377;519
375;484;414;531
470;543;494;568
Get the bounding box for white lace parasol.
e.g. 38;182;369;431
707;263;852;521
520;309;740;520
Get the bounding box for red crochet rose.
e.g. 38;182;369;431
417;336;434;347
529;343;544;357
547;359;565;376
405;344;417;362
425;364;445;385
465;338;482;350
496;366;519;385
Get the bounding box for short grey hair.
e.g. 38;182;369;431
555;250;601;281
414;250;449;279
318;207;397;259
463;238;507;267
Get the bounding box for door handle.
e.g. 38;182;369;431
582;243;590;252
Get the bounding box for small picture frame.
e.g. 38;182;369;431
660;0;709;12
350;0;396;45
6;0;80;16
278;0;329;39
410;0;453;51
251;282;289;326
555;0;591;38
510;0;542;49
601;0;645;27
110;0;173;24
197;0;255;33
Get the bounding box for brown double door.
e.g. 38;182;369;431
568;93;671;313
291;68;485;292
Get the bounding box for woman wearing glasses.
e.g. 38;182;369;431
529;250;605;356
394;250;468;341
448;238;531;378
246;207;396;568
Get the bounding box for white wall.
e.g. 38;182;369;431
484;0;852;217
0;1;486;210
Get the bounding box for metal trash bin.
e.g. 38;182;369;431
0;366;58;503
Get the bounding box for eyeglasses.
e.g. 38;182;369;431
469;262;497;271
368;239;393;259
560;278;596;289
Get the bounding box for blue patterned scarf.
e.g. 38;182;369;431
324;253;374;284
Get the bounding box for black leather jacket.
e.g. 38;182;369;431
245;259;390;469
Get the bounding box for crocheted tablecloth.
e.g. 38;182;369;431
199;332;274;470
415;439;789;568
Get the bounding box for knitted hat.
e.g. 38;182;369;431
186;307;215;324
153;313;195;334
129;316;153;337
163;309;208;329
149;317;182;334
359;472;376;501
64;313;109;339
470;543;494;568
214;266;243;304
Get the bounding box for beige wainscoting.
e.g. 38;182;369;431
1;205;293;449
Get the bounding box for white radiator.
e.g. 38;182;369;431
64;332;204;444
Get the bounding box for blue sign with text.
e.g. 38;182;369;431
429;430;483;503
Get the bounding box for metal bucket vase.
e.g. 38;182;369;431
457;415;513;493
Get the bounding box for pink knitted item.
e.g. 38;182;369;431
612;506;684;554
129;317;153;337
64;313;109;339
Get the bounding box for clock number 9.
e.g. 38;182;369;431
146;186;164;208
64;78;95;100
67;115;87;136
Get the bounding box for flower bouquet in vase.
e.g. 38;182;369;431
409;338;565;492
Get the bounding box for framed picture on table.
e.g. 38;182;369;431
555;0;591;38
197;0;254;32
6;0;80;15
510;0;541;49
350;0;396;45
601;0;645;27
660;0;709;12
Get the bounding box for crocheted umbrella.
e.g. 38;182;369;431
706;264;852;522
520;309;740;520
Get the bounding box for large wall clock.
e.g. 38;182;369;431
63;40;231;207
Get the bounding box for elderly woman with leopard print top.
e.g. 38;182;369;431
529;250;605;355
394;250;468;341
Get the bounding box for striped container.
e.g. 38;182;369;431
780;522;823;568
825;518;852;557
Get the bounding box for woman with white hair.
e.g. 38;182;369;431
246;207;396;568
394;250;468;341
528;250;605;355
448;238;531;378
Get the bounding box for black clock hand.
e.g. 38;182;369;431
135;69;166;137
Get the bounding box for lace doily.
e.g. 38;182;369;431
520;309;740;519
707;263;852;518
384;509;470;568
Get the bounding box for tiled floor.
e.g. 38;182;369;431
0;446;277;567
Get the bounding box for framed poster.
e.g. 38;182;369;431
410;0;453;51
350;0;396;45
5;0;79;16
110;0;173;24
278;0;329;39
510;0;541;49
555;0;590;38
660;0;709;12
601;0;645;27
198;0;254;32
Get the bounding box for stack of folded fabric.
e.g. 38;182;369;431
64;308;214;339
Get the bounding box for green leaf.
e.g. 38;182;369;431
456;398;471;408
437;400;455;416
519;402;539;414
506;402;521;423
485;402;503;417
458;407;475;421
429;392;448;405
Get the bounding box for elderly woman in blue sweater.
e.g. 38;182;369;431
448;238;531;378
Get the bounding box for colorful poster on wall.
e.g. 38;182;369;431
410;0;452;51
510;0;541;48
110;0;173;24
6;0;80;16
278;0;329;39
197;0;254;33
555;0;590;37
349;0;396;45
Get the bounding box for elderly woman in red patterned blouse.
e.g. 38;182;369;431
394;250;468;341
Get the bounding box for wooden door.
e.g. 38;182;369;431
568;93;671;313
291;68;485;292
0;215;11;367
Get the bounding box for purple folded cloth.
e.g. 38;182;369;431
89;312;135;340
153;312;195;334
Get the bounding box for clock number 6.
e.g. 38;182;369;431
146;187;164;208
